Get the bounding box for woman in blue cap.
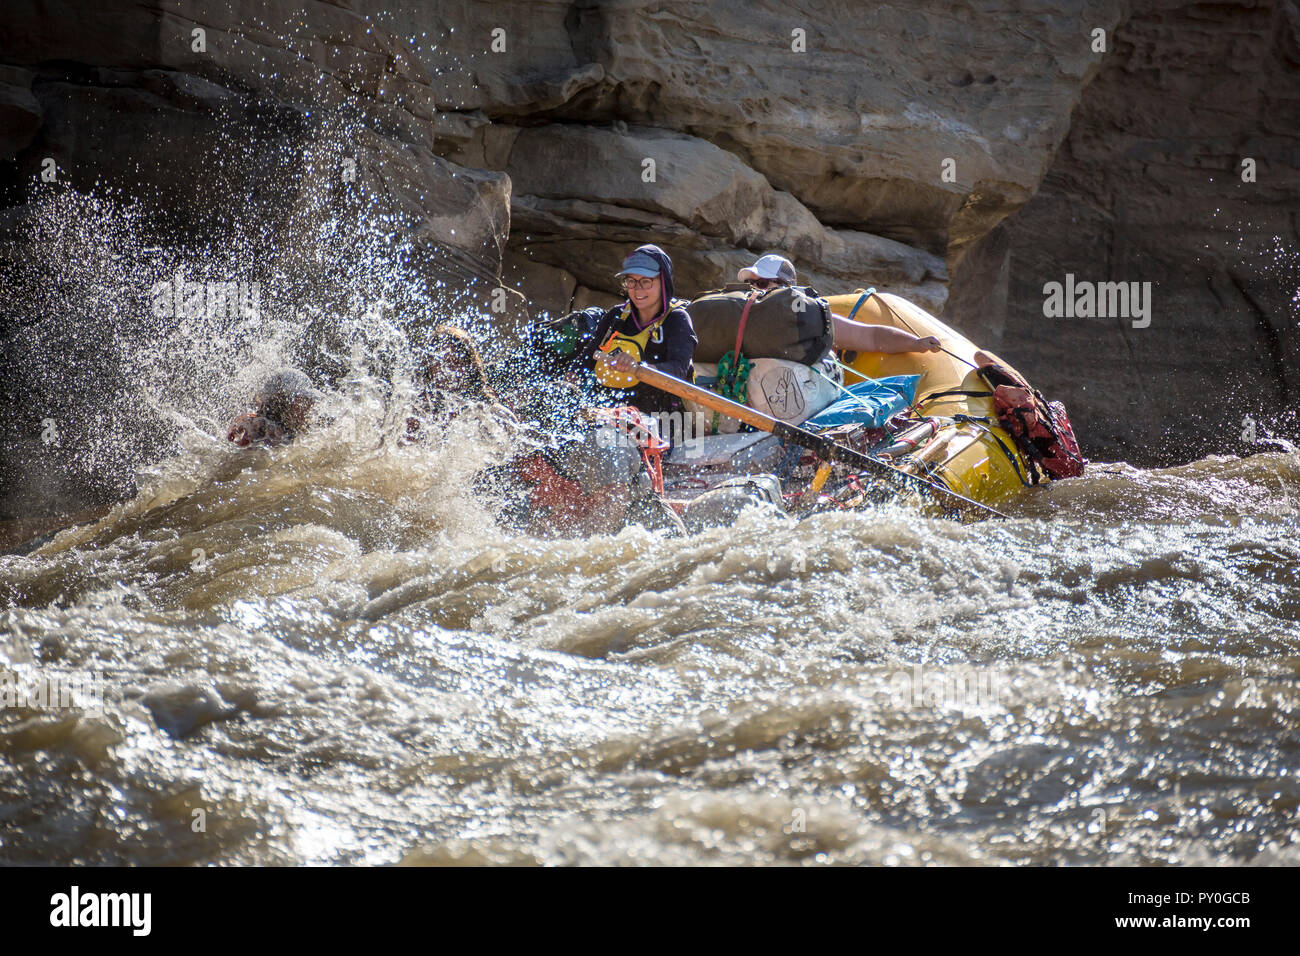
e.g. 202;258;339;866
496;244;698;535
585;244;698;422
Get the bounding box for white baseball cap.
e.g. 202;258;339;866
738;254;796;285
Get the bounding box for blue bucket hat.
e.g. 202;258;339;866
616;250;662;278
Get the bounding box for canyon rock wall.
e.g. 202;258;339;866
1;0;1127;314
989;0;1300;465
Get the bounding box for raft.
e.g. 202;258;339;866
825;290;1032;507
659;288;1036;521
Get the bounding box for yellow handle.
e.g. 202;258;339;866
809;461;833;493
594;347;640;389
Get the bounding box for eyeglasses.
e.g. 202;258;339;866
747;278;779;290
621;276;658;291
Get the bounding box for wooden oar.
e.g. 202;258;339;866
630;362;1008;520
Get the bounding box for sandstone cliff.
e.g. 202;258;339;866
989;0;1300;465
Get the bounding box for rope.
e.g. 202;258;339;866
808;363;875;410
711;350;752;434
913;388;996;411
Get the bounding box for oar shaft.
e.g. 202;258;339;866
630;363;1006;519
634;364;778;432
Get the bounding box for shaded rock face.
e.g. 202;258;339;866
981;0;1300;465
0;3;510;281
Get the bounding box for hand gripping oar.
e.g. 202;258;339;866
630;363;1008;520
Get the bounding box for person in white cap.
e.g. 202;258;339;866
737;253;798;290
737;253;941;354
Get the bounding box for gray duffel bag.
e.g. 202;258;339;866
686;285;833;365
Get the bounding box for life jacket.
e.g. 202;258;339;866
979;363;1086;482
593;303;668;389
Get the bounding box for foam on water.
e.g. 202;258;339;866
4;432;1299;864
2;177;1298;866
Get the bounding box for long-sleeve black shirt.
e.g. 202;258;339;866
580;304;698;417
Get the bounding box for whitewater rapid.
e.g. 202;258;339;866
3;412;1298;865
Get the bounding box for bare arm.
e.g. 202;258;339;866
833;315;941;353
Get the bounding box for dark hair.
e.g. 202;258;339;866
423;325;498;403
256;371;316;430
260;393;296;425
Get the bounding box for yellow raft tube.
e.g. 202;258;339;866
825;290;1032;507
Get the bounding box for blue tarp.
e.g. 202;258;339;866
805;374;922;429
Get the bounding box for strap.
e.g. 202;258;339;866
818;354;917;410
810;362;917;417
733;289;759;359
710;290;761;434
952;414;1032;487
977;362;1031;392
597;305;663;357
809;364;875;411
845;288;876;322
831;289;873;370
914;389;995;406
